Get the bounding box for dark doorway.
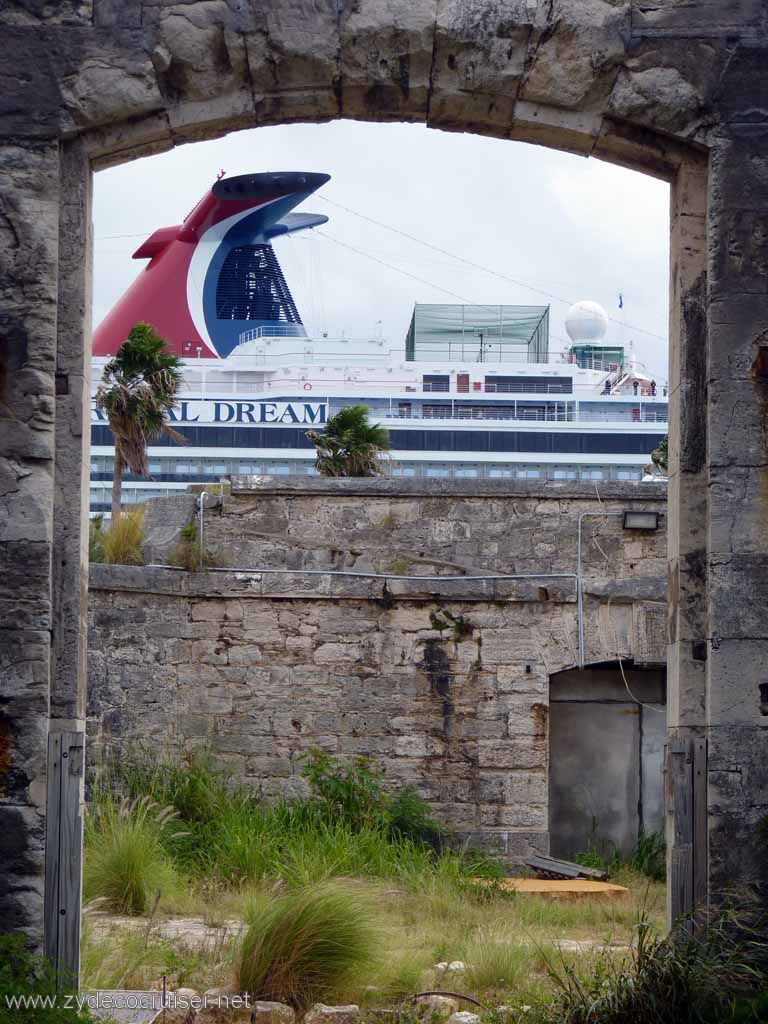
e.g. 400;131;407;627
549;663;666;859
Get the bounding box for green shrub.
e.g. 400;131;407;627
0;934;93;1023
99;507;145;565
300;748;389;829
543;913;768;1024
83;795;183;914
238;880;381;1010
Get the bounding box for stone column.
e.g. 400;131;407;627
706;123;768;901
0;141;61;947
666;153;709;925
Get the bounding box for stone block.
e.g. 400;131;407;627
196;987;251;1023
394;735;445;758
476;738;547;770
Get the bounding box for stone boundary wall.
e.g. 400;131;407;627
87;481;666;859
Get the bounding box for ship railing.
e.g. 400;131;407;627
237;325;307;344
383;409;668;425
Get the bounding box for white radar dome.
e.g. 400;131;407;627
565;300;609;343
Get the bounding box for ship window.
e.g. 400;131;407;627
454;467;478;478
553;469;576;480
392;466;417;477
216;244;303;324
426;467;449;477
423;374;450;392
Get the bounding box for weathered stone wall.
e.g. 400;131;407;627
87;481;667;859
203;476;669;581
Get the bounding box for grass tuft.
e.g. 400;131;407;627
83;795;182;914
238;880;381;1011
92;507;145;565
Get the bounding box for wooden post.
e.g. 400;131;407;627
44;731;85;988
666;735;707;932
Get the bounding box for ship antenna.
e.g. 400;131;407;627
216;169;226;181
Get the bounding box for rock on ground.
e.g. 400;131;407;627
446;1013;481;1024
415;996;459;1020
252;1001;296;1024
303;1005;360;1024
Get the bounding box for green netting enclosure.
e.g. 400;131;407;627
405;304;550;363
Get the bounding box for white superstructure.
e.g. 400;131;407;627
89;301;667;514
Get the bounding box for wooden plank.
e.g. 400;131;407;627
667;739;694;931
525;854;608;882
692;736;708;926
44;730;85;988
44;733;63;971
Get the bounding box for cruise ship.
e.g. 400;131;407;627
89;172;668;514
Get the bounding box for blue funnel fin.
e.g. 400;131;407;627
266;213;329;239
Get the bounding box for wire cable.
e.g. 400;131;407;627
316;194;668;343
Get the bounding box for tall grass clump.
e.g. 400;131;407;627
543;911;768;1024
83;795;183;914
238;881;381;1010
94;506;145;565
94;747;501;891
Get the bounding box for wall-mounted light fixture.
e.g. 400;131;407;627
623;510;660;531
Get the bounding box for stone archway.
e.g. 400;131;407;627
2;0;767;968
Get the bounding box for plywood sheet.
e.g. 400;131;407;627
492;879;629;898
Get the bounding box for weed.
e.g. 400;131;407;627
388;557;413;576
462;927;530;994
542;911;768;1024
167;523;224;572
88;515;105;563
80;916;236;993
98;507;145;565
389;786;445;850
429;609;474;641
576;829;666;883
630;830;666;882
238;880;381;1010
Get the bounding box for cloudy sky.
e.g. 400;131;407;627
93;120;670;380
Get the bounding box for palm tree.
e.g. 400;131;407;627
95;322;185;519
306;405;390;477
